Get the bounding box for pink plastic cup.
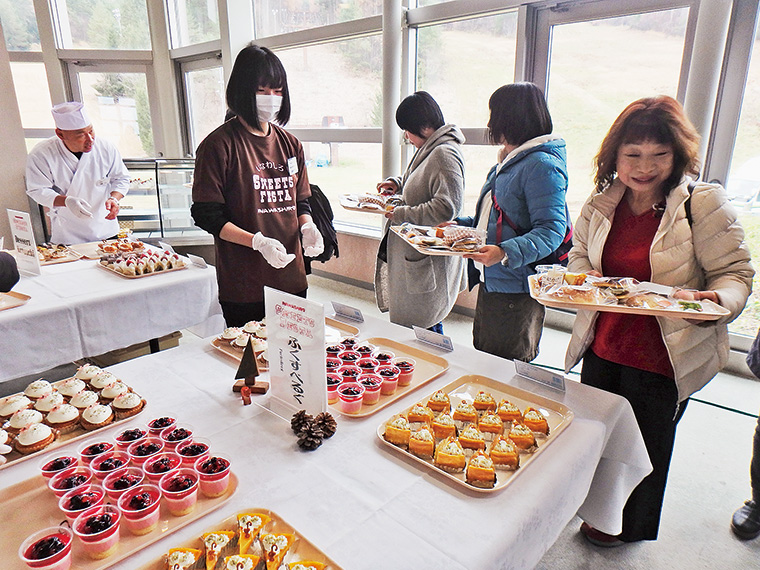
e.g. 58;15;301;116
337;382;365;413
90;451;130;480
176;437;211;467
113;425;148;451
357;358;379;373
337;365;361;383
127;438;164;467
325;344;344;357
117;483;162;535
159;468;199;516
159;425;194;448
194;454;232;498
377;365;401;395
102;467;144;502
72;504;121;560
48;466;93;498
58;484;105;525
337;350;361;364
354;343;376;357
357;374;383;405
39;455;78;480
325;357;341;372
393;357;416;386
340;336;358;348
18;526;73;570
372;349;396;364
78;441;115;466
141;451;182;483
146;416;176;435
327;374;341;404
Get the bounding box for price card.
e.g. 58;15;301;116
158;241;176;254
331;301;364;323
514;360;566;393
412;325;454;352
265;287;327;416
187;253;208;268
7;209;40;276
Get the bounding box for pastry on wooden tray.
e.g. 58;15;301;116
408;425;436;459
165;547;201;569
451;400;478;426
472;390;497;412
426;390;451;413
260;532;295;570
433;436;466;473
466;450;497;488
496;399;523;424
523;407;550;435
508;422;538;452
431;412;457;439
223;554;261;570
383;415;411;448
14;423;58;454
203;531;235;570
407;403;434;424
238;512;271;555
458;424;486;451
478;412;504;438
488;435;520;470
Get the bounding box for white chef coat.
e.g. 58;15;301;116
26;137;130;244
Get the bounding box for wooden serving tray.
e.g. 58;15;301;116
0;291;31;312
331;337;449;418
376;374;573;494
96;262;187;280
136;508;343;570
39;249;83;265
527;274;729;321
2;472;237;570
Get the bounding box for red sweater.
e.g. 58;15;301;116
590;199;674;378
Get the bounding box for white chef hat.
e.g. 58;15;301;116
51;102;91;131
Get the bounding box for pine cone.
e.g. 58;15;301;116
297;424;323;451
313;412;337;439
290;410;313;435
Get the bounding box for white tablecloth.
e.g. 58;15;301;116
0;258;222;382
0;313;651;569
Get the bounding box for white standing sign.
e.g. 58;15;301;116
265;287;327;416
7;209;41;276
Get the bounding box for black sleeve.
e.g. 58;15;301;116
297;198;312;218
190;201;229;237
0;251;20;292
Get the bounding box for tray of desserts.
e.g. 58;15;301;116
37;243;83;265
329;337;449;418
97;248;187;279
390;223;486;256
137;508;342;570
338;192;402;213
527;272;730;321
5;422;237;570
70;236;147;260
0;290;31;312
377;375;573;493
0;367;146;471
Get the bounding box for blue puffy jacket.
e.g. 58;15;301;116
457;136;569;294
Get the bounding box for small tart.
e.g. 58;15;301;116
100;381;130;401
220;327;241;341
255;325;267;339
260;532;295;570
383;415;411;448
203;531;236;570
35;392;65;413
80;404;114;430
24;379;53;400
407;403;434;424
497;399;523;423
433;436;466;473
70;390;99;410
478;412;504;436
431;412;457;440
90;370;118;390
45;404;81;434
251;337;268;354
488;435;520;470
426;390;451;413
458;424;486;451
288;562;326;570
75;364;101;381
238;513;271;555
472;390;497;412
56;378;86;398
508;422;537;451
523;407;550;435
7;408;44;434
242;320;262;335
14;423;57;454
165;547;201;570
0;394;32;419
112;392;145;419
408;425;436;459
452;400;478;425
466;450;497;488
223;554;260;570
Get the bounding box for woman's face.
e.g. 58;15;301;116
404;127;434;149
616;140;674;197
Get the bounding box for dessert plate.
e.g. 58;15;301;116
338;193;390;214
376;375;573;493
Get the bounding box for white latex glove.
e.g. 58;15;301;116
252;232;295;269
64;196;93;219
301;221;324;257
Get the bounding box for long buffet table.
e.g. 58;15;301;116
0;255;223;382
0;312;651;569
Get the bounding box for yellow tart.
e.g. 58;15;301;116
165;547;201;569
488;435;520;470
523;407;550;435
433;436;466;473
222;554;260;570
466;450;497;488
458;424;486;451
407;403;434;424
408;425;435;459
383;415;411;448
431;412;457;439
426;390;451;413
472;390;497;412
497;399;523;423
203;531;235;570
260;532;295;570
508;422;537;451
237;512;270;555
452;400;478;425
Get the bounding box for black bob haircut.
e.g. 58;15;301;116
395;91;445;138
226;44;291;131
487;83;553;147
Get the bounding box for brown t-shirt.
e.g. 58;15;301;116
192;119;311;303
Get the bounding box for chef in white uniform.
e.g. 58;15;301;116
26;102;130;244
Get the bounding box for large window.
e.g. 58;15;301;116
253;0;381;37
10;62;53;129
183;62;225;152
167;0;220;48
53;0;151;49
0;0;40;50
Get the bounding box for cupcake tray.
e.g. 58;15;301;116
376;375;573;494
1;472;237;570
136;508;343;570
330;337;449;418
0;291;31;312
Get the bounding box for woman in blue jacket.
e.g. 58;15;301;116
459;83;569;361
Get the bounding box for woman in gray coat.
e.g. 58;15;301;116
374;92;466;331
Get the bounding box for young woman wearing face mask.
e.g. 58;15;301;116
191;44;323;326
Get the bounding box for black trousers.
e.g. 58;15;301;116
220;289;307;327
581;349;687;542
751;415;760;502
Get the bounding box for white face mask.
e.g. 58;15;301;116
256;94;282;124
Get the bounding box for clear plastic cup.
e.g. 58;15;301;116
90;451;130;480
176;437;211;467
325;344;344;357
159;425;194;449
336;365;361;383
325;357;342;372
78;440;115;466
58;484;105;525
117;483;162;535
102;467;144;502
337;382;365;413
326;374;341;405
39;455;78;480
159;468;199;516
146;416;176;435
18;526;73;570
339;336;358;348
113;425;148;451
72;504;121;560
141;451;182;483
337;350;361;365
356;357;379;373
392;357;416;387
127;438;164;467
48;466;93;498
357;374;383;405
372;349;396;364
194;454;232;498
376;365;401;395
354;342;376;357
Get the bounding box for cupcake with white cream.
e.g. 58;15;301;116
45;404;81;434
34;391;65;413
70;390;99;411
23;379;53;401
81;404;114;431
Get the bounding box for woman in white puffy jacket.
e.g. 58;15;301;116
565;96;753;547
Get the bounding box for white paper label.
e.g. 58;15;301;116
331;301;364;323
287;157;298;176
265;287;327;415
412;326;454;352
7;209;40;276
514;360;566;392
158;241;176;254
187;253;207;268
